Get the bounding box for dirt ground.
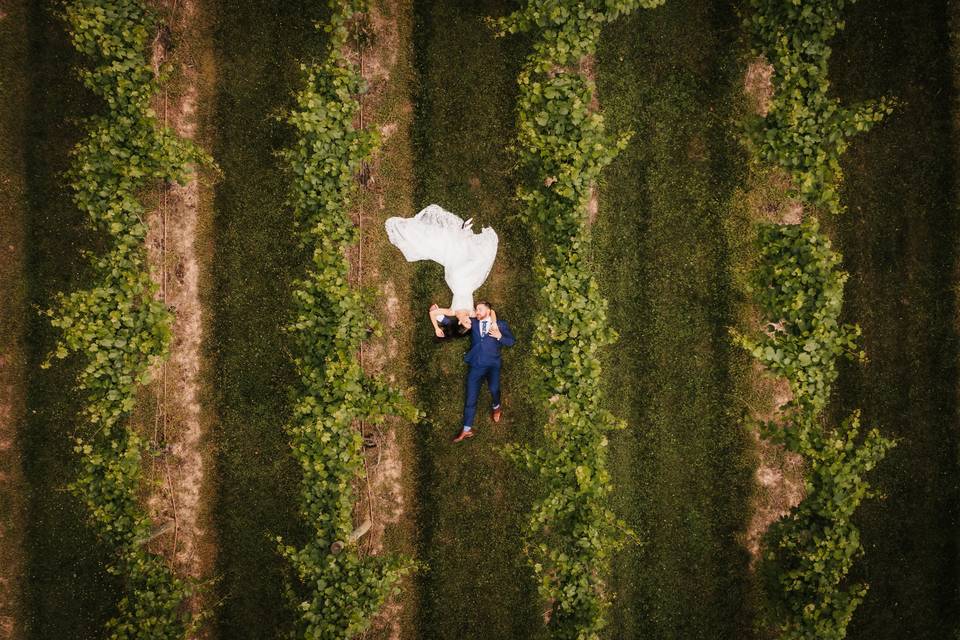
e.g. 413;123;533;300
742;367;805;561
349;2;417;638
740;57;807;564
144;0;219;634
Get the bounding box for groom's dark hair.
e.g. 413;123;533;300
476;300;493;310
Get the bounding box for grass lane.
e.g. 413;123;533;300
19;1;121;636
830;1;960;637
208;2;328;636
409;1;545;638
0;2;31;637
596;2;756;638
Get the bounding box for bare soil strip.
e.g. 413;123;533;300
348;2;420;637
739;58;806;564
0;3;30;637
144;0;218;632
741;366;805;561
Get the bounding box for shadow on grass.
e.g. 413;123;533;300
830;1;960;637
408;1;545;638
208;1;329;637
19;2;122;637
596;1;755;638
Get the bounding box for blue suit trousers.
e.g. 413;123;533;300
462;362;501;428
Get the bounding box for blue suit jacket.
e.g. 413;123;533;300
464;319;515;367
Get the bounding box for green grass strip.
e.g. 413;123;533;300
828;1;960;636
407;1;543;636
21;1;122;634
207;2;330;636
595;2;755;635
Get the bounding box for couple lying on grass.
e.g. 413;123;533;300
386;204;515;442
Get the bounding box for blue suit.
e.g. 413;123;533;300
462;318;515;428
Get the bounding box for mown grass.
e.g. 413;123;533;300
595;2;756;638
408;1;545;638
208;2;328;636
829;2;960;637
19;1;121;636
0;1;31;637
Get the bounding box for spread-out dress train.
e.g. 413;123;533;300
385;204;498;311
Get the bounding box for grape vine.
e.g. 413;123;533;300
744;0;895;214
492;2;664;638
738;218;863;415
45;1;211;637
740;1;896;638
275;1;420;638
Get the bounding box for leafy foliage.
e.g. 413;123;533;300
745;0;895;213
736;218;863;414
276;1;420;637
740;225;894;640
761;411;894;640
738;218;895;640
740;2;896;638
492;0;665;70
45;1;210;637
495;2;662;638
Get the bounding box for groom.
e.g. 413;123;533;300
453;300;515;443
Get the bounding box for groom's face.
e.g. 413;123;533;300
475;304;490;320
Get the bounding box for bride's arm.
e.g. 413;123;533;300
429;305;452;337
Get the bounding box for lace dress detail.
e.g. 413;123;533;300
385;204;498;312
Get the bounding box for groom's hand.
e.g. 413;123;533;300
489;323;502;340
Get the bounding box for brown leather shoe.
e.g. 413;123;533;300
452;429;475;443
492;406;502;423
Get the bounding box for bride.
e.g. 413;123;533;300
385;204;498;337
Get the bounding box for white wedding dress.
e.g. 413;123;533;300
385;204;498;311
